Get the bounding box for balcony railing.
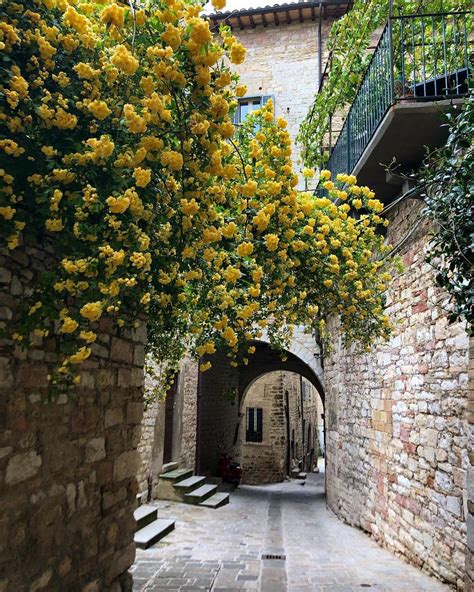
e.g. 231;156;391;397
326;11;472;179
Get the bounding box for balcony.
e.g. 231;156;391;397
326;11;472;202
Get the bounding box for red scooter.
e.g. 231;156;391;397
217;453;242;486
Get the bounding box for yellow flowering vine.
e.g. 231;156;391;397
0;0;393;390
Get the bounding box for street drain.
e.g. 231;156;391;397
261;554;286;561
361;586;372;588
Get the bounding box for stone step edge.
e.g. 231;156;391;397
184;484;217;504
134;519;175;549
173;476;207;491
133;504;158;530
198;492;230;509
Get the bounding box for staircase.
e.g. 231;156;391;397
157;462;230;509
133;500;175;549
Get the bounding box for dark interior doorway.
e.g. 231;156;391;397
163;376;178;464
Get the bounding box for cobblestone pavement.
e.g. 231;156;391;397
131;469;448;592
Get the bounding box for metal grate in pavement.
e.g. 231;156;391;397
261;554;286;560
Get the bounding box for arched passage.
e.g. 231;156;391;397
195;337;325;478
238;370;324;484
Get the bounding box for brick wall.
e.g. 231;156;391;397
0;244;145;591
325;198;470;588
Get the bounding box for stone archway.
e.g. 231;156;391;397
195;331;325;477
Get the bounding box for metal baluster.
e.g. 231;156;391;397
441;14;448;95
463;13;469;76
453;14;459;96
411;16;416;97
432;16;437;94
421;16;427;97
400;18;405;98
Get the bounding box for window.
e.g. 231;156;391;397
246;407;263;442
233;95;275;125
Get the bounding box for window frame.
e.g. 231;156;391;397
233;95;275;125
246;406;263;443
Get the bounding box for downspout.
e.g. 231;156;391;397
285;390;291;476
300;375;305;472
318;2;323;85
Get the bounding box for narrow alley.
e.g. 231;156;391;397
132;468;448;592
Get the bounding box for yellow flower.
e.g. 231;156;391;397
212;0;226;9
219;121;234;138
63;6;89;34
88;100;112;120
199;361;212;372
61;317;78;334
0;206;15;220
69;346;91;364
80;301;103;322
101;3;125;28
133;167;151;188
74;62;100;79
320;170;331;181
223;266;241;283
236;242;253;257
265;234;279;251
45;218;64;232
230;43;246;64
302;168;314;178
111;45;139;76
80;331;97;343
106;195;130;214
161;150;183;171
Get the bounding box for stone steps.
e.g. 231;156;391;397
198;492;230;509
185;484;217;505
157;464;231;510
134;504;158;530
173;475;207;493
159;468;193;484
134;519;175;549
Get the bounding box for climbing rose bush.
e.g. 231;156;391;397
0;0;392;389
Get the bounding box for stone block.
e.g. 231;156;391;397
85;438;106;463
113;450;139;482
105;408;124;428
5;451;42;485
110;338;134;365
105;542;136;585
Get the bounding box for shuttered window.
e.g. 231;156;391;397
246;407;263;442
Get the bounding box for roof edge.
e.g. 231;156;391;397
207;0;349;22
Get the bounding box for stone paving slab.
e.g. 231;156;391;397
131;469;449;592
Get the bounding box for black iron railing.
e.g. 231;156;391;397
326;11;472;179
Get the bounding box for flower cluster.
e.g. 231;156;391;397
0;0;393;391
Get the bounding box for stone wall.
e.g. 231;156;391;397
467;337;474;590
197;351;240;475
231;18;335;187
136;357;199;498
0;243;145;592
239;372;321;484
325;198;470;589
240;372;287;485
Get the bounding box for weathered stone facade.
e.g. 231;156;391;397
136;357;199;497
0;243;145;591
240;372;321;484
325;199;470;589
230;18;335;187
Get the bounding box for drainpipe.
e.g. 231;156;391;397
285;390;290;476
300;375;305;472
318;2;323;85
